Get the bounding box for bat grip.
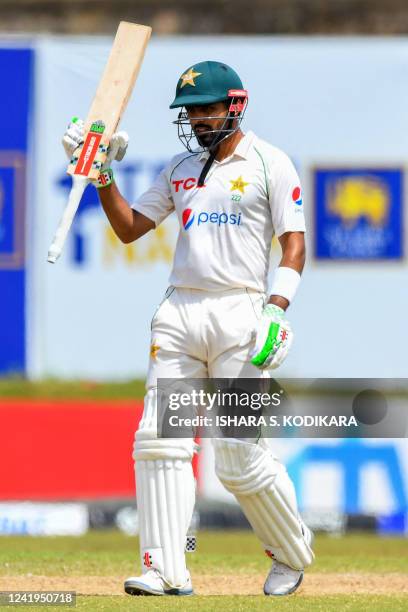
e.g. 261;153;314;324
47;176;90;263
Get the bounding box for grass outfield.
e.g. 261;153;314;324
0;531;407;610
0;378;145;399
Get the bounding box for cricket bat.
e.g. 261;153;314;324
47;21;151;264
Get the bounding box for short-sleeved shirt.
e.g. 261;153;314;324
132;131;305;293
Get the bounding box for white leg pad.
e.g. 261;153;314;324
133;388;196;588
213;438;314;570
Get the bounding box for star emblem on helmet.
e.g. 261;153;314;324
230;175;249;194
180;68;202;88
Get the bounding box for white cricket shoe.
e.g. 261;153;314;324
124;569;194;596
263;560;303;596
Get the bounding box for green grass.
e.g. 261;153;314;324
0;531;407;610
2;595;408;612
1;531;407;576
0;378;145;400
71;595;408;611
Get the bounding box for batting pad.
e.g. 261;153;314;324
133;388;195;588
213;438;314;570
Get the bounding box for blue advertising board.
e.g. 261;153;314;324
314;167;404;260
0;49;33;374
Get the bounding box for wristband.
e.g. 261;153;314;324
270;266;301;304
96;168;114;189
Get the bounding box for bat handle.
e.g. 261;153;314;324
47;175;90;263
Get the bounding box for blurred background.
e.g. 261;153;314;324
0;0;407;539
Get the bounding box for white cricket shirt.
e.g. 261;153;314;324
132;131;306;292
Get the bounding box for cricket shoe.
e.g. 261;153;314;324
124;569;194;596
264;522;313;596
263;560;303;596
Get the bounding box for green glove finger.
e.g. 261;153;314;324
251;322;281;367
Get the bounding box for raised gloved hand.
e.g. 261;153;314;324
62;117;85;160
62;117;129;185
250;304;293;370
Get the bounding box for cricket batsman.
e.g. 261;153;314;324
63;60;314;596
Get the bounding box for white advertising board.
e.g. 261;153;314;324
0;502;88;536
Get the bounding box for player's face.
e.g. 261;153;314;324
187;102;229;148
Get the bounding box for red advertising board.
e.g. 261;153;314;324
0;400;200;500
0;400;142;500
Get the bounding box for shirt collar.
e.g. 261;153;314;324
197;131;255;162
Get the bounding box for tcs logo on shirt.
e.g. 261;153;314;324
172;177;205;192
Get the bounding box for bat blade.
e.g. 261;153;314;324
68;22;152;181
48;21;151;263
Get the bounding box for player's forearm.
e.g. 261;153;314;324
268;231;306;309
98;183;135;242
279;241;306;274
98;182;153;243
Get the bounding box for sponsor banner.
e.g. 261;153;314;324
0;400;142;499
314;167;404;260
0;48;33;374
0;502;88;536
0;400;199;500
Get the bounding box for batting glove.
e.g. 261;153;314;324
62;117;85;160
61;117;129;172
250;304;293;370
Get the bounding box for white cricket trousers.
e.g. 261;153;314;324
146;285;267;382
132;287;314;588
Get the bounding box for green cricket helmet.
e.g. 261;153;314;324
170;60;248;154
170;60;245;108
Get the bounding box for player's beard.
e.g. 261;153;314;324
193;124;217;149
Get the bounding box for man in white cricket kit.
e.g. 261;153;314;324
63;60;314;596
